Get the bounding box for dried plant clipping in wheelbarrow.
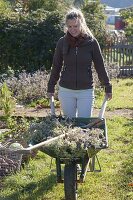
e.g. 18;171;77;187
28;116;107;159
28;116;73;145
43;127;106;159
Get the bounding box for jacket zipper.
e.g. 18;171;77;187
76;47;78;88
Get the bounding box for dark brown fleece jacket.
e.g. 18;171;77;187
47;34;112;93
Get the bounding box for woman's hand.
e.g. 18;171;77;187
106;93;112;100
47;92;54;98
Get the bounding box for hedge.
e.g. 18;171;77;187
0;10;64;73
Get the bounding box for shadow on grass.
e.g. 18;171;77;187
2;173;57;200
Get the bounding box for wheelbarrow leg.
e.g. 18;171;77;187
64;161;78;200
79;154;89;182
56;158;62;183
89;156;95;172
89;155;101;172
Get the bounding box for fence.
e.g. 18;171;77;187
103;36;133;77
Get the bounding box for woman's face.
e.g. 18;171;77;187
66;18;81;37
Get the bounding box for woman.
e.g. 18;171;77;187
47;8;112;118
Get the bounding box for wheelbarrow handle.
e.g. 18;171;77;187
98;95;108;119
50;96;55;116
15;133;67;153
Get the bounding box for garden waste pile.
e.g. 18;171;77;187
28;116;107;159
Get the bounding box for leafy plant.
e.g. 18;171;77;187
29;97;60;108
0;82;15;118
0;116;31;143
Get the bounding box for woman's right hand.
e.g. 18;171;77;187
47;92;54;98
105;93;112;100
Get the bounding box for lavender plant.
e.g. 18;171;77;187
3;70;50;103
0;61;118;105
92;61;119;88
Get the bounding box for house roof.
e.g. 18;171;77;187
100;0;133;8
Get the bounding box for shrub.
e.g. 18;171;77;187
0;61;118;105
3;70;50;104
0;9;64;73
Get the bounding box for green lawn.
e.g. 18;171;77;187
95;78;133;110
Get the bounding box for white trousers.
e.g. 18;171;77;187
58;86;95;118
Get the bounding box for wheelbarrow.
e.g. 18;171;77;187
5;96;108;200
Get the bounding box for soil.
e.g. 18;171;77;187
0;106;132;119
0;105;133;119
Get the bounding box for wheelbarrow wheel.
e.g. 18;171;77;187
64;162;78;200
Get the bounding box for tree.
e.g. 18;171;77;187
27;0;73;12
81;0;106;48
120;8;133;36
0;0;13;17
74;0;84;7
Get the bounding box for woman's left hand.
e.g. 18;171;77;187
106;93;112;100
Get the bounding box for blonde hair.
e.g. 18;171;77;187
64;8;94;38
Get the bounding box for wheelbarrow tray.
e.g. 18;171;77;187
40;117;108;160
